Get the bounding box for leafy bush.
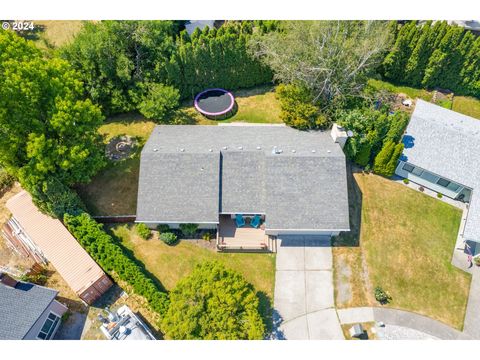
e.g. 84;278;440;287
64;213;169;315
437;193;443;199
157;224;171;233
136;223;152;240
403;178;410;184
160;232;178;246
373;141;404;177
202;232;212;242
21;268;48;286
138;83;180;122
474;256;480;267
0;168;14;193
374;286;391;304
27;177;86;219
179;223;198;238
162;261;265;339
276;84;328;130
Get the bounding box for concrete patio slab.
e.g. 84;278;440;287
305;271;334;313
274;270;306;322
307;309;344;340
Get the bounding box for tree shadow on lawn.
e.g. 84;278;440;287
256;290;275;338
232;85;275;99
332;162;363;248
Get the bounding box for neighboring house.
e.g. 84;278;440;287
0;272;67;340
136;124;350;251
395;99;480;252
3;191;113;304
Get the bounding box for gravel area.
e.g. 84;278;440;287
375;324;439;340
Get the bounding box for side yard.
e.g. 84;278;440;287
333;171;471;330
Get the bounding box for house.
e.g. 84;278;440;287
395;99;480;252
136;124;350;251
0;272;67;340
4;191;113;304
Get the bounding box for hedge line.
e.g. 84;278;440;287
64;212;169;315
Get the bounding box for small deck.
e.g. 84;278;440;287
217;215;275;252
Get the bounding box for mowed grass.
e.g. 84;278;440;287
77;114;156;216
367;79;433;101
176;86;282;125
334;172;470;330
31;21;85;49
108;224;276;327
452;96;480;119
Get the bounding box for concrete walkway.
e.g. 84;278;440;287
273;236;344;340
463;270;480;339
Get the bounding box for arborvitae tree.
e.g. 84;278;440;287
404;22;433;86
374;141;395;175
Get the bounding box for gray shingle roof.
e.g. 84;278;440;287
137;152;220;223
0;281;57;340
402;100;480;241
136;125;349;231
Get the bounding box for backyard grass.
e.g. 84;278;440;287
452;96;480;119
175;86;282;125
333;172;470;330
367;79;433;101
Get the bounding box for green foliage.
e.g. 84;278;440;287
403;178;410;184
21;267;48;286
160;232;178;246
202;232;212;242
61;21;178;115
374;286;391;304
138;83;180;122
373;141;404;177
26;177;86;219
64;213;169;315
0;168;14;194
251;21;391;107
275;84;328;129
157;224;171;233
136;223;152;240
168;23;272;98
437;193;443;199
62;21;271;115
339;108;407;168
382;21;480;98
0;31;106;189
162;261;265;339
179;223;199;238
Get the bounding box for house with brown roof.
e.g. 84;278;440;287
3;191;113;304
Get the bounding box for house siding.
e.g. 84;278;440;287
23;300;67;340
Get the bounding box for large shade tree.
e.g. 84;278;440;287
249;21;391;107
0;31;105;189
162;261;265;340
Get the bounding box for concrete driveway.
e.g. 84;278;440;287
273;236;344;340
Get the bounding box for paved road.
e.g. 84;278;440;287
273;236;344;340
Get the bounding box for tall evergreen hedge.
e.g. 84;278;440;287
382;21;480;97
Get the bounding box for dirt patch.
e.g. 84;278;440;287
335;255;353;305
105;135;138;161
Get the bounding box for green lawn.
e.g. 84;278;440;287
367;79;433;101
452;96;480;119
108;224;276;328
175;86;282;125
333;172;470;330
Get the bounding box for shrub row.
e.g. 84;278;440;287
64;213;169;315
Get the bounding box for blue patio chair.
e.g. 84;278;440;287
250;215;261;229
235;214;245;228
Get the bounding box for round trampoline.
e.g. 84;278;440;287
194;88;236;120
